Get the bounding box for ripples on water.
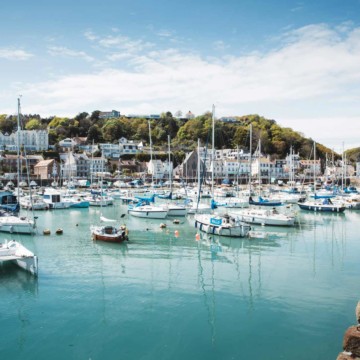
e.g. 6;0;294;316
1;203;359;360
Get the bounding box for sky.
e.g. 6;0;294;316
1;0;360;152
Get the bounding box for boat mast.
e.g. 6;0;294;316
249;123;252;195
211;105;215;197
148;121;154;185
258;138;261;195
341;142;344;191
197;138;201;210
314;141;316;195
16;97;21;201
168;135;172;193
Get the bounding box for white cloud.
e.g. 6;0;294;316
84;30;98;41
11;23;360;149
157;29;173;37
47;46;94;62
213;40;230;51
96;34;154;54
0;48;33;60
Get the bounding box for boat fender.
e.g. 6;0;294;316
195;220;198;228
9;225;13;233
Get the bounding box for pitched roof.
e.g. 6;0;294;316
34;159;54;168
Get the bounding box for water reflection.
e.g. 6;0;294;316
196;236;217;345
0;267;38;353
0;266;38;295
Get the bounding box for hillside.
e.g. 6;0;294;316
0;111;338;161
345;147;360;163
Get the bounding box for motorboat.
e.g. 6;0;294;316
128;202;168;219
194;213;251;237
91;224;129;243
20;195;49;210
0;215;36;234
232;207;296;226
43;188;71;209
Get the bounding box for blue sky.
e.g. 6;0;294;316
1;0;360;152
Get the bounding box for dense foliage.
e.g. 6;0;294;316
0;111;338;160
345;147;360;163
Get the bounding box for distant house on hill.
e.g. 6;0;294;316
99;110;121;119
185;111;195;120
219;117;237;123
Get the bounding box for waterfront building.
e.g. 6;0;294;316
147;159;173;180
34;159;59;180
299;159;321;176
0;154;44;176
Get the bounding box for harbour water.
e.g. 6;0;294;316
1;202;360;360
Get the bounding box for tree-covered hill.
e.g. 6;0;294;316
345;147;360;163
0;111;339;161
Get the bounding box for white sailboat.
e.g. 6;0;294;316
0;98;36;234
231;124;296;226
193;105;251;236
160;136;188;216
128;121;168;219
297;142;346;213
186;138;213;214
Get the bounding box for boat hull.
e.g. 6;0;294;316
92;233;127;243
236;214;295;226
0;218;35;234
298;203;346;212
15;256;38;275
128;209;168;219
194;215;251;238
91;226;128;243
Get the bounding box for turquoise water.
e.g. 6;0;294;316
1;202;360;360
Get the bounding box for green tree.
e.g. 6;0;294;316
0;115;16;133
102;120;123;142
25;118;42;130
88;125;102;143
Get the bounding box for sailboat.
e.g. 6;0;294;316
0;98;35;234
194;106;251;237
297;142;346;213
159;136;187;216
232;125;296;226
90;197;129;242
186;139;213;214
248;138;282;207
128;121;168;219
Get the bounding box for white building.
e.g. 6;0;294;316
60;152;77;179
0;130;48;151
100;138;140;158
147;159;173;180
59;138;77;148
